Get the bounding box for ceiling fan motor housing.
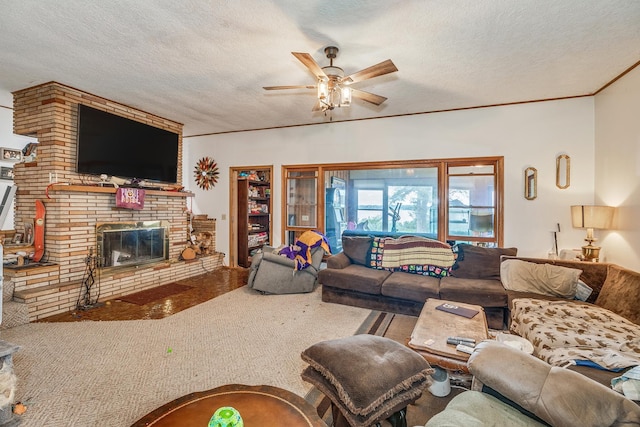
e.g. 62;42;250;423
324;46;339;60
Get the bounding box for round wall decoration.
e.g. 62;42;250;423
194;157;220;190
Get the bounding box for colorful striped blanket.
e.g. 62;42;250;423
380;236;455;268
370;236;455;277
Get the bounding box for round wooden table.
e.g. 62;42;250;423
131;384;326;427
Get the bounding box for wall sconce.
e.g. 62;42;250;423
571;205;615;262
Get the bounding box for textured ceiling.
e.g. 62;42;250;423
1;0;639;137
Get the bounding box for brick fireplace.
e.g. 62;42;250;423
8;82;222;321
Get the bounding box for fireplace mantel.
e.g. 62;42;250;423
47;184;194;198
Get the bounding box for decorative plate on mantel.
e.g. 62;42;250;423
194;157;219;190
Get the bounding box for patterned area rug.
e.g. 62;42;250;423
119;283;193;305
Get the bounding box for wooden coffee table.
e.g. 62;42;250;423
408;298;489;373
131;384;326;426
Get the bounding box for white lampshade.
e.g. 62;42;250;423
571;205;614;230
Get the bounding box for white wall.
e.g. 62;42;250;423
184;97;596;264
595;65;640;271
0;91;36;230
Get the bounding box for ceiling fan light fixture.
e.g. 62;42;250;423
318;78;329;100
319;78;349;111
340;86;351;107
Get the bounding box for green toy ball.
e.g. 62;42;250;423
208;406;243;427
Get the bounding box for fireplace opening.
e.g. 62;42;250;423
96;221;170;269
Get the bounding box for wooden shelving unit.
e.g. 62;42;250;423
237;178;271;267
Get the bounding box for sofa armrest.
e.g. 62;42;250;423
469;341;640;427
326;252;352;269
261;251;296;268
261;247;324;278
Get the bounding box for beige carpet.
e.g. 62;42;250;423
0;286;372;427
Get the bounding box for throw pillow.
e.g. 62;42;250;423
500;259;582;298
451;244;517;280
574;280;593;301
341;236;374;266
300;334;434;417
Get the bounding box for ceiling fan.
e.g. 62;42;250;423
263;46;398;112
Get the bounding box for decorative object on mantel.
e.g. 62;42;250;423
115;188;145;210
556;154;570;189
194;157;220;190
22;142;38;162
0;167;13;180
0;148;22;162
571;205;615;262
524;167;537;200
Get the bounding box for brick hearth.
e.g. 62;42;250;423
9;82;221;321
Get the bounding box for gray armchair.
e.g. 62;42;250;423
247;246;325;294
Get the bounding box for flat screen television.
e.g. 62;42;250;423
76;104;179;183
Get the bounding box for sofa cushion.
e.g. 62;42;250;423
341;236;373;266
439;276;507;307
381;272;440;302
595;264;640;325
452;244;517;280
318;264;391;295
301;335;433;418
500;259;581;299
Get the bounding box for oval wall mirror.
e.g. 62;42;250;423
556;154;570;189
524;167;537;200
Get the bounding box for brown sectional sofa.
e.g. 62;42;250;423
319;235;640;388
319;235;640;331
319;236;516;329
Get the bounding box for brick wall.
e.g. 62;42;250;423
9;82;222;321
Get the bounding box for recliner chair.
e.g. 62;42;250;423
247;245;325;294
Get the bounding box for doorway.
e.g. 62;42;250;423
229;166;273;267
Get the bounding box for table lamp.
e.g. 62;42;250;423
571;205;614;262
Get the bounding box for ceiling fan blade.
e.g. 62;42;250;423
263;85;315;90
344;59;398;84
351;89;387;106
292;52;328;79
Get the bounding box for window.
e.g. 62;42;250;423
282;157;503;247
356;189;383;231
284;169;318;244
447;165;497;245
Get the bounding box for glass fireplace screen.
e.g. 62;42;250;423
96;221;169;268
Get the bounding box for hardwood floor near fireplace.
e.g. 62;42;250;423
38;267;249;322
